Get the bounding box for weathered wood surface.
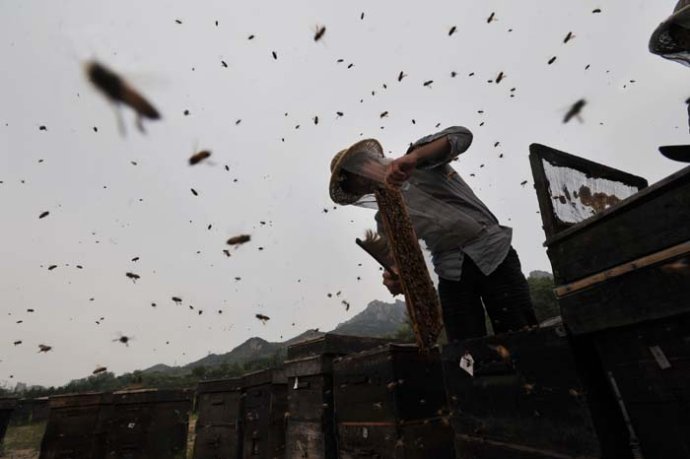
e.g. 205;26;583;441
558;255;690;334
593;313;690;458
285;336;396;459
0;398;17;448
528;143;648;242
333;344;454;458
287;333;394;361
441;327;602;459
242;368;288;459
193;378;243;459
103;389;192;459
39;392;113;459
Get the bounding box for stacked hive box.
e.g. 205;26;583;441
530;143;690;458
242;368;288;459
39;392;112;459
193;378;244;459
442;326;604;459
0;398;17;448
284;334;394;459
333;344;455;459
102;389;192;459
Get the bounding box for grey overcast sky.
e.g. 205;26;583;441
0;0;687;387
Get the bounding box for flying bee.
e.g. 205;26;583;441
255;313;270;323
227;234;251;246
487;12;496;23
38;344;52;353
449;26;457;36
125;272;140;283
563;31;574;43
189;150;211;166
85;61;161;134
93;366;108;375
314;25;326;42
496;71;505;84
114;334;131;346
39;211;50;219
563;99;586;123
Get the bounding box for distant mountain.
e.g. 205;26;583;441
333;299;408;337
142;300;407;375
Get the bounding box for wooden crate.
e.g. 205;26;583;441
193;378;244;459
333;344;455;459
0;398;17;447
39;392;112;459
441;326;610;459
284;334;394;459
593;313;690;458
242;368;288;459
102;389;192;459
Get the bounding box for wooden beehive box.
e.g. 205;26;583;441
242;368;288;459
529;143;690;457
102;388;192;459
529;143;690;334
0;398;17;448
284;334;394;459
441;326;612;459
39;392;112;459
193;378;244;459
333;344;454;459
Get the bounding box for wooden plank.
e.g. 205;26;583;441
554;240;690;297
558;260;690;334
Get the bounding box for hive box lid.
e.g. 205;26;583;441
287;333;396;360
112;388;193;404
197;377;243;394
48;392;113;408
242;367;287;388
0;398;17;410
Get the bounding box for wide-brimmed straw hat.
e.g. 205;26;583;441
329;138;384;205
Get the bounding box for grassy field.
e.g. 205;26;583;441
1;422;45;458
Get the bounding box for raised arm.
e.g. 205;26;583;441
385;126;473;188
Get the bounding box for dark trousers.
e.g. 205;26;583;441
438;247;538;343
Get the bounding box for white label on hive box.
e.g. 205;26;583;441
649;345;671;370
459;351;475;377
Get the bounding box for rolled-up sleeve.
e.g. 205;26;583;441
406;126;473;169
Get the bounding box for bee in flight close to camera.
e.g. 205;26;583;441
85;61;161;134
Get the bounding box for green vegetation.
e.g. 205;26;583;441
2;421;46;453
527;273;560;323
